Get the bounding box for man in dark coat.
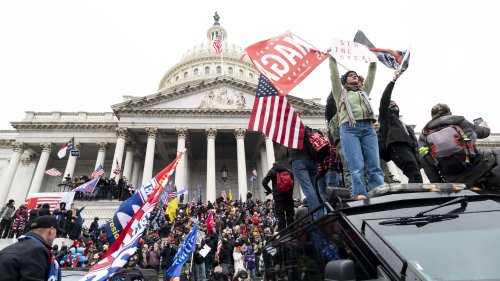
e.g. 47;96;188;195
0;216;61;281
262;162;295;232
378;71;422;183
419;103;499;187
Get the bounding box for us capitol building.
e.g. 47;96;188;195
0;15;499;206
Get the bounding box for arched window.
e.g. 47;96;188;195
205;67;210;74
239;69;244;76
216;66;221;74
175;76;179;81
194;68;199;75
184;72;188;79
228;67;233;74
249;73;254;79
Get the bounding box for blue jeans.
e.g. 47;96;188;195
340;120;384;198
292;159;322;220
317;170;343;201
195;262;206;281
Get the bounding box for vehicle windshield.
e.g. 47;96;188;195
371;211;500;280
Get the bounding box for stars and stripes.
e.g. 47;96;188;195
212;35;222;54
112;159;122;176
72;178;100;193
248;75;305;149
45;168;63;177
91;164;105;179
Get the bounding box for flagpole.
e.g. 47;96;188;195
289;31;349;71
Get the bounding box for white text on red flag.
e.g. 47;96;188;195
245;32;328;96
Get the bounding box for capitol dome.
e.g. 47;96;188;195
158;13;260;92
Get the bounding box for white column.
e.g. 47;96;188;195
0;142;25;205
63;142;80;182
206;128;217;203
8;154;37;205
29;142;52;194
95;142;108;169
111;127;128;180
142;127;158;184
265;136;276;170
175;128;188;191
123;141;135;183
131;157;141;189
235;128;248;202
259;145;271;201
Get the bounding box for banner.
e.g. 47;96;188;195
104;151;185;243
24;192;75;212
81;152;184;281
245;32;328;96
329;39;377;62
166;220;199;277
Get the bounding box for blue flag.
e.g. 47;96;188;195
167;220;199;277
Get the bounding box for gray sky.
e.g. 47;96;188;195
1;0;499;132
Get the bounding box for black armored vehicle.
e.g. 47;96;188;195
262;184;500;281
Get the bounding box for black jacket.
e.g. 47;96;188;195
418;115;491;183
0;232;51;281
262;162;294;198
378;81;418;161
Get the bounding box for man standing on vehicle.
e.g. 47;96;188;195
262;162;295;232
0;216;61;281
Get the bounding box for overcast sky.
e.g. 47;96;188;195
1;0;499;133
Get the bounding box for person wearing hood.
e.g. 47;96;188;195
419;103;500;186
38;203;51;216
378;70;422;183
243;245;256;281
262;162;295;232
329;56;385;200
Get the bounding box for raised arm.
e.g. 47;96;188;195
329;56;343;105
362;62;377;95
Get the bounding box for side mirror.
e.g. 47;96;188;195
324;259;355;281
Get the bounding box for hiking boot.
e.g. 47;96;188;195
368;184;388;198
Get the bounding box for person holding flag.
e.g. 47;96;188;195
329;54;385;200
377;70;423;183
166;220;199;279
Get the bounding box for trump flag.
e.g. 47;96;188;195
244;32;328;96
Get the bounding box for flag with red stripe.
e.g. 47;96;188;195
44;168;62;177
248;75;305;149
91;164;105;179
213;35;222;54
244;32;328;96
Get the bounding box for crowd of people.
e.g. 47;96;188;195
0;192;309;281
1;54;500;281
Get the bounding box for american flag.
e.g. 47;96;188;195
221;190;226;201
91;164;105;179
216;233;222;263
248;75;305;149
212;35;222;54
167;189;178;202
113;159;122;176
72;178;100;193
44;168;62;177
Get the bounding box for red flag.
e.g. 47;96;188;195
206;210;215;236
245;32;328;96
248;75;305;149
213;35;222;54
